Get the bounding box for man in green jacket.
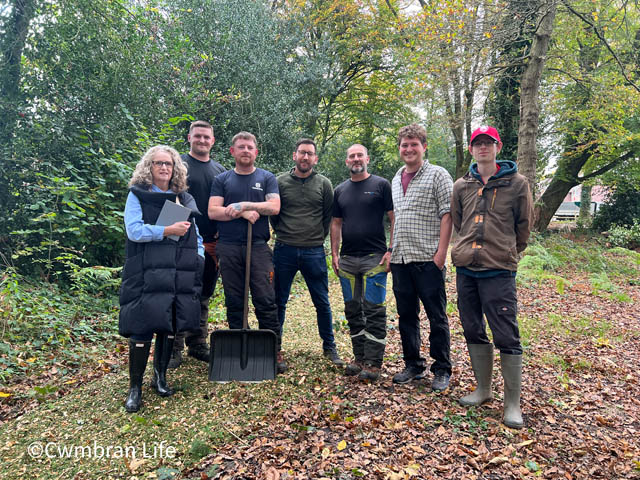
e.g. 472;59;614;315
270;138;344;370
451;125;533;429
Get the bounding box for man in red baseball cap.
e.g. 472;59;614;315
450;125;533;429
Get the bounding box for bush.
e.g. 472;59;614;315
592;187;640;232
607;221;640;250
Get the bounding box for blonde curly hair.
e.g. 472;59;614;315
128;145;188;193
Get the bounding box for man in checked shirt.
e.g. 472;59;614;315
390;123;454;391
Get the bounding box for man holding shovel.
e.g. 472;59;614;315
208;131;287;374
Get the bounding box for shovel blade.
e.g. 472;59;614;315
208;329;277;382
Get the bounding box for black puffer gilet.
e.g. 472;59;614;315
119;185;203;338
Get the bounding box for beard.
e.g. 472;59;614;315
350;164;365;174
296;163;312;173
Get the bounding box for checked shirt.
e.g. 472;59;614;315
391;161;453;264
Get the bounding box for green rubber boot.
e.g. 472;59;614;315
459;343;494;407
500;353;524;429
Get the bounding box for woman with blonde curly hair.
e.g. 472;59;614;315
119;145;204;412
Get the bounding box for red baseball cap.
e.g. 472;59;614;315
470;126;501;146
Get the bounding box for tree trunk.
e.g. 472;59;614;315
534;150;589;231
578;184;592;224
0;0;36;142
516;0;557;196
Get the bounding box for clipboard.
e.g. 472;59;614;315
156;199;191;241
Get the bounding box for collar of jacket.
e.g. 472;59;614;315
288;168;317;180
468;160;517;183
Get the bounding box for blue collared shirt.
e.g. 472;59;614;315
124;184;204;257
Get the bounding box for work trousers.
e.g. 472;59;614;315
217;242;281;350
456;272;522;355
338;254;387;368
174;245;218;350
391;261;451;375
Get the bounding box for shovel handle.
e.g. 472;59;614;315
243;222;252;330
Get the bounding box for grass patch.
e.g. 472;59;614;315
521;234;640;280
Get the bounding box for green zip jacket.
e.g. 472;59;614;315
270;169;333;247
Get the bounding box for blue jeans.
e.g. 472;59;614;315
273;242;335;351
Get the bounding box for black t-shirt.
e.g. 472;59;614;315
333;174;393;256
182;153;225;240
210;168;279;245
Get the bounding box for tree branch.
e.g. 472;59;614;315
562;0;640;93
578;151;635;181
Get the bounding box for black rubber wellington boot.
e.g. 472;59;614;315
124;340;151;413
151;334;175;397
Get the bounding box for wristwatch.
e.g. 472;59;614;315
387;247;393;253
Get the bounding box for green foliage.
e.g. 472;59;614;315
605;222;640;250
1;0;308;278
442;408;488;434
0;269;118;385
592;187;640;233
188;439;211;460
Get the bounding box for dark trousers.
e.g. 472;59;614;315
174;247;218;351
456;272;522;355
391;262;451;374
217;242;281;350
338;254;388;368
273;243;335;351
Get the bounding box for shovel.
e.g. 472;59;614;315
208;222;277;382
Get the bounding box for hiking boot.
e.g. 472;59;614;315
392;366;425;384
431;370;451;392
277;351;288;374
323;349;345;367
344;361;364;377
167;349;182;369
358;365;381;382
187;344;210;363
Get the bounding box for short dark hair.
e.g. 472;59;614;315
295;138;316;154
189;120;214;134
398;123;427;146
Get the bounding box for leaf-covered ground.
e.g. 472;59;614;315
1;236;639;479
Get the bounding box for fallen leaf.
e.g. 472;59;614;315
264;466;280;480
516;439;535;448
337;440;347;451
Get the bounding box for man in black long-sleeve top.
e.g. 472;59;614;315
169;120;225;368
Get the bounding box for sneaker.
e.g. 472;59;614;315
277;351;288;374
344;361;364;377
431;370;451;392
358;365;381;382
187;344;210;363
167;349;182;369
323;349;345;367
392;366;425;384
